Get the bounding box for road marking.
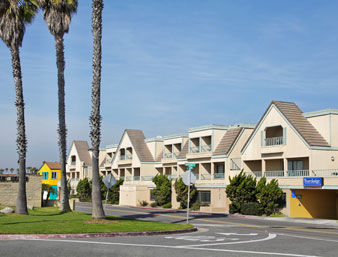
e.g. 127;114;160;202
165;235;226;242
178;233;277;247
278;233;338;243
217;232;258;236
277;226;338;236
191;223;234;227
25;238;320;257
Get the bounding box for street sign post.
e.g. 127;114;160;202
183;163;196;224
102;173;117;205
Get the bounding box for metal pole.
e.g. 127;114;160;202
187;169;191;224
105;189;109;206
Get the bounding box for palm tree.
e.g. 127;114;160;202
90;0;105;219
0;0;37;214
39;0;78;212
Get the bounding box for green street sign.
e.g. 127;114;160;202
185;163;196;170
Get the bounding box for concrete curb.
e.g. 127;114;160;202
0;227;197;240
129;206;212;215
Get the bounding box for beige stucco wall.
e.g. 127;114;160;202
119;185;150;206
0;175;42;207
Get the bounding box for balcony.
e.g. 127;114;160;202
312;169;338;177
265;170;285;177
70;161;76;166
187;144;212;159
287;170;310;177
120;153;132;160
214;173;225;179
200;174;211;180
141;176;154;181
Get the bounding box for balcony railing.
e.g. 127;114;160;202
168;175;178;180
245;171;262;177
163;152;179;158
120;153;132;160
141;176;154;181
70;161;76;166
265;170;285;177
119;176;125;180
287;170;309;177
312;169;338;177
265;137;284;146
214;173;225;179
133;176;140;181
200;173;211;180
201;144;211;152
125;176;132;181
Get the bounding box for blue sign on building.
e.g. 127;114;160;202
303;177;323;187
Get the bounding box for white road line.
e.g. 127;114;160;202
217;232;258;236
191;223;235;227
178;233;277;247
278;233;338;243
24;238;320;257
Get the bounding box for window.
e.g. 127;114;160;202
42;172;48;180
288;160;303;170
198;190;211;204
51;172;57;179
71;155;76;165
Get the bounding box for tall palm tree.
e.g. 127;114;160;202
90;0;105;219
39;0;78;212
0;0;38;215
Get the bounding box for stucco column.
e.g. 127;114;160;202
262;159;266;176
284;158;288;176
211;162;214;180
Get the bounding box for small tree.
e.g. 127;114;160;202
226;170;257;213
107;178;124;204
174;177;197;209
76;178;91;201
152;174;171;206
256;178;283;215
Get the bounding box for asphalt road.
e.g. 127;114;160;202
1;203;337;257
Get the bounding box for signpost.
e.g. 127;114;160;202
183;163;196;224
102;173;117;205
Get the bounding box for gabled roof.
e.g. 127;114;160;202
125;129;155;162
213;127;243;156
177;141;189;159
45;162;61;170
241;101;329;152
73;140;92;166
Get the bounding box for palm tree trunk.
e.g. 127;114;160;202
90;0;105;219
55;34;71;212
11;46;28;215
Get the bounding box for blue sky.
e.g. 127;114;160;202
1;0;338;168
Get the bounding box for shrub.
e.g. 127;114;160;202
256;178;283;215
152;174;171;206
226;170;257;213
150;202;157;208
174;177;197;209
76;178;91;201
139;200;148;207
240;202;263;216
162;202;172;209
191;200;200;211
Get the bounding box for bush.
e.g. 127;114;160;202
139;200;148;207
150;202;157;208
174;178;197;209
226;170;257;213
191;201;200;211
152;174;171;206
162;202;172;209
240;202;263;216
107;178;124;204
77;178;91;201
256;178;283;215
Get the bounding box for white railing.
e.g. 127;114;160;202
245;171;262;177
163;153;174;158
200;173;211;180
141;176;154;181
167;175;178;180
120;153;132;160
133;176;140;181
265;170;284;177
125;176;132;181
201;144;211;152
287;170;309;177
312;169;338;177
265;137;284;146
214;173;225;179
119;176;125;180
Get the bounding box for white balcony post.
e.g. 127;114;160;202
199;137;202;153
211;162;214;180
262;159;266;176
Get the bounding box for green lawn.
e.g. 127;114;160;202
0;207;193;234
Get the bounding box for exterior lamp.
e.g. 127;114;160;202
331;156;335;161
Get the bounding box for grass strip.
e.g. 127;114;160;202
0;207;192;234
